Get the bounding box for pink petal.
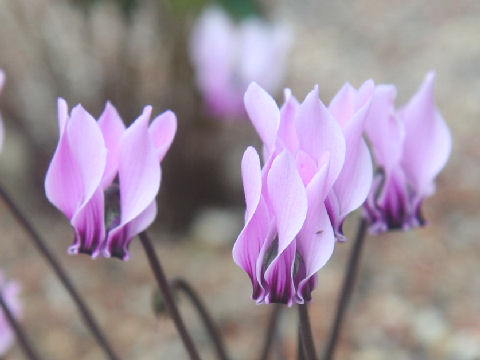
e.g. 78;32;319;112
69;188;105;257
104;106;160;258
241;146;263;222
399;71;452;195
148;110;177;162
267;150;307;255
364;85;405;172
295;86;346;190
278;88;299;153
296;162;335;301
57;98;69;135
328;82;357;128
98;102;126;188
45;104;107;220
233;197;271;301
244;82;280;152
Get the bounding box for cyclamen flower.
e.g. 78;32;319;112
0;272;22;356
364;72;451;233
233;82;373;305
45;100;176;260
189;6;292;119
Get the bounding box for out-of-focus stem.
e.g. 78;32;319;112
170;278;230;360
0;293;42;360
297;323;305;360
259;304;282;360
139;232;201;360
0;183;120;360
298;304;317;360
322;218;368;360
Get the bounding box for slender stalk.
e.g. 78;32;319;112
298;304;317;360
139;232;201;360
0;184;119;360
259;304;282;360
297;324;305;360
322;218;368;360
0;293;42;360
170;278;229;360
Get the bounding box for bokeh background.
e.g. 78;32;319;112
0;0;479;359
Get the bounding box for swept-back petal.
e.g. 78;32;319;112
241;147;263;222
399;71;452;195
233;197;271;301
149;110;177;162
278;88;299;153
267;150;307;255
244;82;280;152
263;241;296;306
70;188;105;257
104;106;160;259
57;98;69;135
365;85;405;172
328;82;357;128
296;86;346;190
45;104;107;220
296;162;335;301
98;102;126;188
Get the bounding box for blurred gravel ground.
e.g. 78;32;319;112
1;0;480;359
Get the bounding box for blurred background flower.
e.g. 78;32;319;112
0;0;478;358
0;271;22;357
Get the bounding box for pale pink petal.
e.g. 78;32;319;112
328;83;357;128
244;82;280;152
241;146;262;222
263;241;296;306
267;150;307;255
45;104;107;220
295;86;346;190
148;110;177;162
57;98;69;135
104;106;160;259
69;188;105;257
278;88;299;153
364;85;405;172
98;102;126;188
233;197;271;301
399;71;452;195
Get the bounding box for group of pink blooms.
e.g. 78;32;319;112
0;5;451;356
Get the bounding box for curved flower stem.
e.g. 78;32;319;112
0;293;42;360
298;304;317;360
322;218;368;360
170;278;230;360
139;232;201;360
0;183;120;360
259;304;282;360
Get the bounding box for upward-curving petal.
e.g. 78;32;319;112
105;106;160;259
399;71;452;195
241;147;263;222
244;82;280;153
278;89;299;153
98;102;126;188
296;86;346;190
364;85;405;172
148;110;177;162
267;150;307;255
45;104;107;220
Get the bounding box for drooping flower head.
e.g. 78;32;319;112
0;271;22;356
45;100;176;260
364;72;451;233
189;6;292;120
233;81;373;305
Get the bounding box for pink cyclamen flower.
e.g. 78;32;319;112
189;6;292;119
45;100;176;260
0;70;5;151
0;271;22;356
364;72;451;233
233;82;373;305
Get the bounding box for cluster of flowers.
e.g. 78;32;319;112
233;72;451;306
